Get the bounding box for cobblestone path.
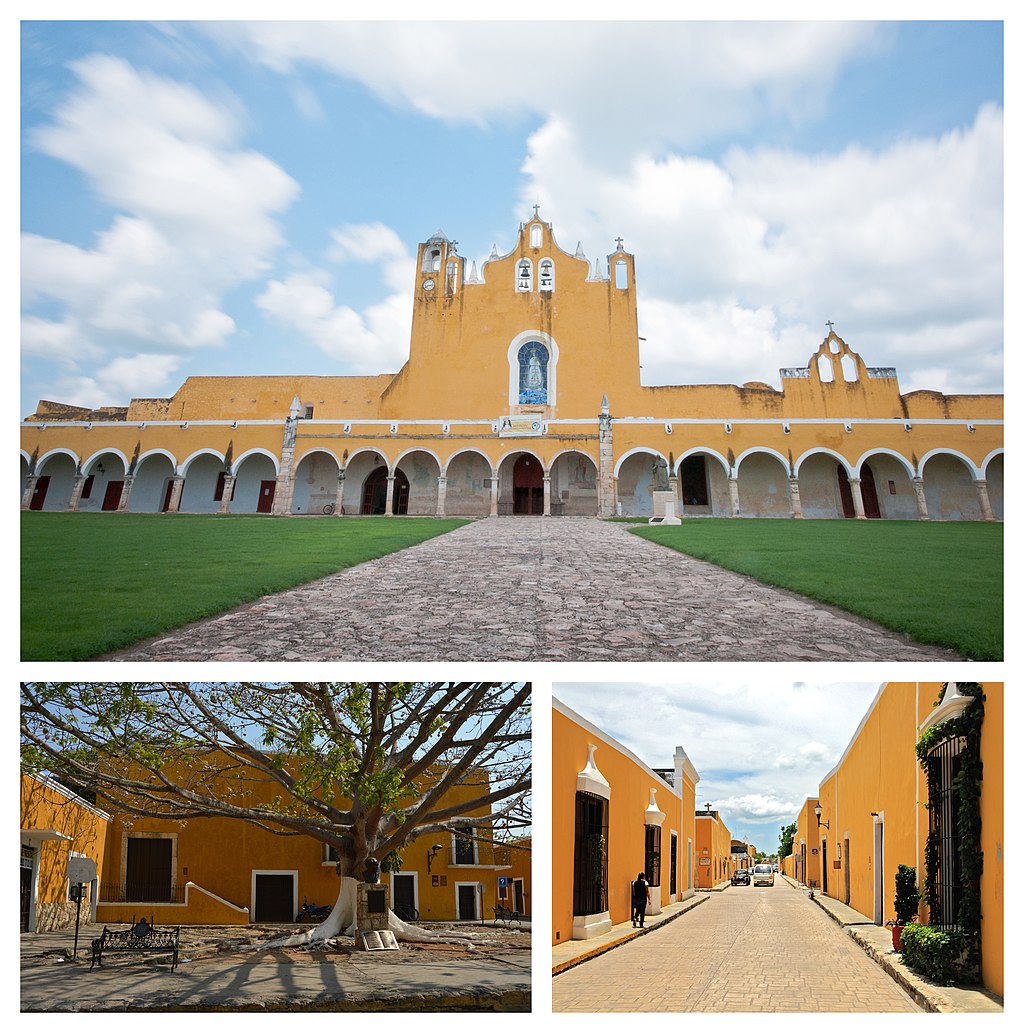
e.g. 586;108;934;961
552;878;922;1012
108;517;958;662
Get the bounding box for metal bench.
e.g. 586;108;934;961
492;904;524;926
90;917;181;972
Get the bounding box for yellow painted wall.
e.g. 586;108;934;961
96;753;508;925
814;682;1002;996
552;702;697;944
20;774;111;930
695;811;734;888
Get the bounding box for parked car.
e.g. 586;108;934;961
751;863;775;887
731;869;751;886
772;864;779;872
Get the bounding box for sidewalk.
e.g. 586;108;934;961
21;922;531;1012
552;893;708;975
781;876;1003;1014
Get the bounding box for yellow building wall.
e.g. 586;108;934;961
814;682;1002;997
695;812;733;888
552;703;696;944
21;774;111;930
96;754;507;925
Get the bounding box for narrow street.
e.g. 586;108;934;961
553;877;921;1012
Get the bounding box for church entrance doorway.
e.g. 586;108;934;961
361;467;410;515
512;454;543;514
838;464;881;518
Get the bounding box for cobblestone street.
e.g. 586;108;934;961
553;878;922;1013
107;517;958;662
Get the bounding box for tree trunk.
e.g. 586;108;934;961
265;877;478;948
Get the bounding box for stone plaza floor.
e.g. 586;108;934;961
106;517;960;662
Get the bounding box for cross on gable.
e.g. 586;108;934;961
826;320;835;334
615;236;624;250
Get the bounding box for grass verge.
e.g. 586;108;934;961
629;519;1002;660
22;513;470;660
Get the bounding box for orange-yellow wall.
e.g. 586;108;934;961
96;754;509;925
792;799;821;890
695;812;734;888
553;703;697;944
815;683;1002;997
21;774;111;929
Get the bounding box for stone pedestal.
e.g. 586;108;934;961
356;881;390;933
649;490;681;525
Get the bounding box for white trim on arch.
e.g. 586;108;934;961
293;446;342;469
852;447;915;480
917;447;982;479
613;446;667;478
135;447;178;471
981;448;1004;477
340;446;389;470
441;447;495;477
179;448;226;475
81;447;131;475
36;447;81;472
672;447;730;477
792;447;855;478
549;447;599;470
231;447;280;476
732;446;791;477
394;445;443;471
507;330;559;407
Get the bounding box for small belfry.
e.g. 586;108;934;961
21;212;1002;522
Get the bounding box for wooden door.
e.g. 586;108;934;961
30;476;50;510
102;480;124;511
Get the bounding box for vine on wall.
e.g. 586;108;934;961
914;682;985;982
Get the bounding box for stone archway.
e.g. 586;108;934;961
128;454;177;513
79;451;129;512
291;451;341;515
442;451;492;516
512;453;544;514
549;451;598;516
735;452;791;518
31;453;78;511
179;454;227;514
920;453;984;520
230;453;279;514
361;465;410;515
395;450;441;516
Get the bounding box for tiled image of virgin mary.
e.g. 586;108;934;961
518;342;549;404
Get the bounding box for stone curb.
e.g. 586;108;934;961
551;895;707;976
806;888;1001;1013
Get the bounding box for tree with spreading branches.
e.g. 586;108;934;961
21;681;531;945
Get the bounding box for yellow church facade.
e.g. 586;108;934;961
21;213;1002;522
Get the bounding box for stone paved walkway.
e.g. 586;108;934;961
107;517;960;662
553;878;922;1012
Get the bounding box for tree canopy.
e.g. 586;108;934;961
21;681;532;879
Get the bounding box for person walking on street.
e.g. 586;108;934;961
631;871;651;928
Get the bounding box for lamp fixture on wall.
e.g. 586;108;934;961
814;803;829;830
427;843;443;873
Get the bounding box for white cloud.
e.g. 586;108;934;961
22;54;299;404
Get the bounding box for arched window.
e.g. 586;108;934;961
517;342;549;403
516;259;533;292
818;355;835;383
530;224;542;248
841;354;858;382
615;259;628;289
422;247;441;273
539;259;554;291
446;259;459;295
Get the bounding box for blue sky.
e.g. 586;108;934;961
553;680;887;855
20;16;1004;416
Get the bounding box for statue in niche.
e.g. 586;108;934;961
518;342;549;404
652;455;670;491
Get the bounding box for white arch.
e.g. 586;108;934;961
180;448;226;475
550;446;599;470
732;446;790;477
496;447;545;475
613;446;667;478
442;447;495;476
981;448;1004;478
231;447;280;476
918;447;982;480
340;446;389;470
135;447;178;471
793;447;855;478
673;446;730;477
853;447;915;481
394;445;443;471
294;446;342;469
36;447;81;472
82;447;130;475
507;329;559;406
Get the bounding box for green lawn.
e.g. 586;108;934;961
22;513;470;661
630;519;1002;660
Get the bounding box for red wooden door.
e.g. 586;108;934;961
102;480;124;511
257;480;276;513
30;476;50;511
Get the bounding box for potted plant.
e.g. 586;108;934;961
890;863;921;951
